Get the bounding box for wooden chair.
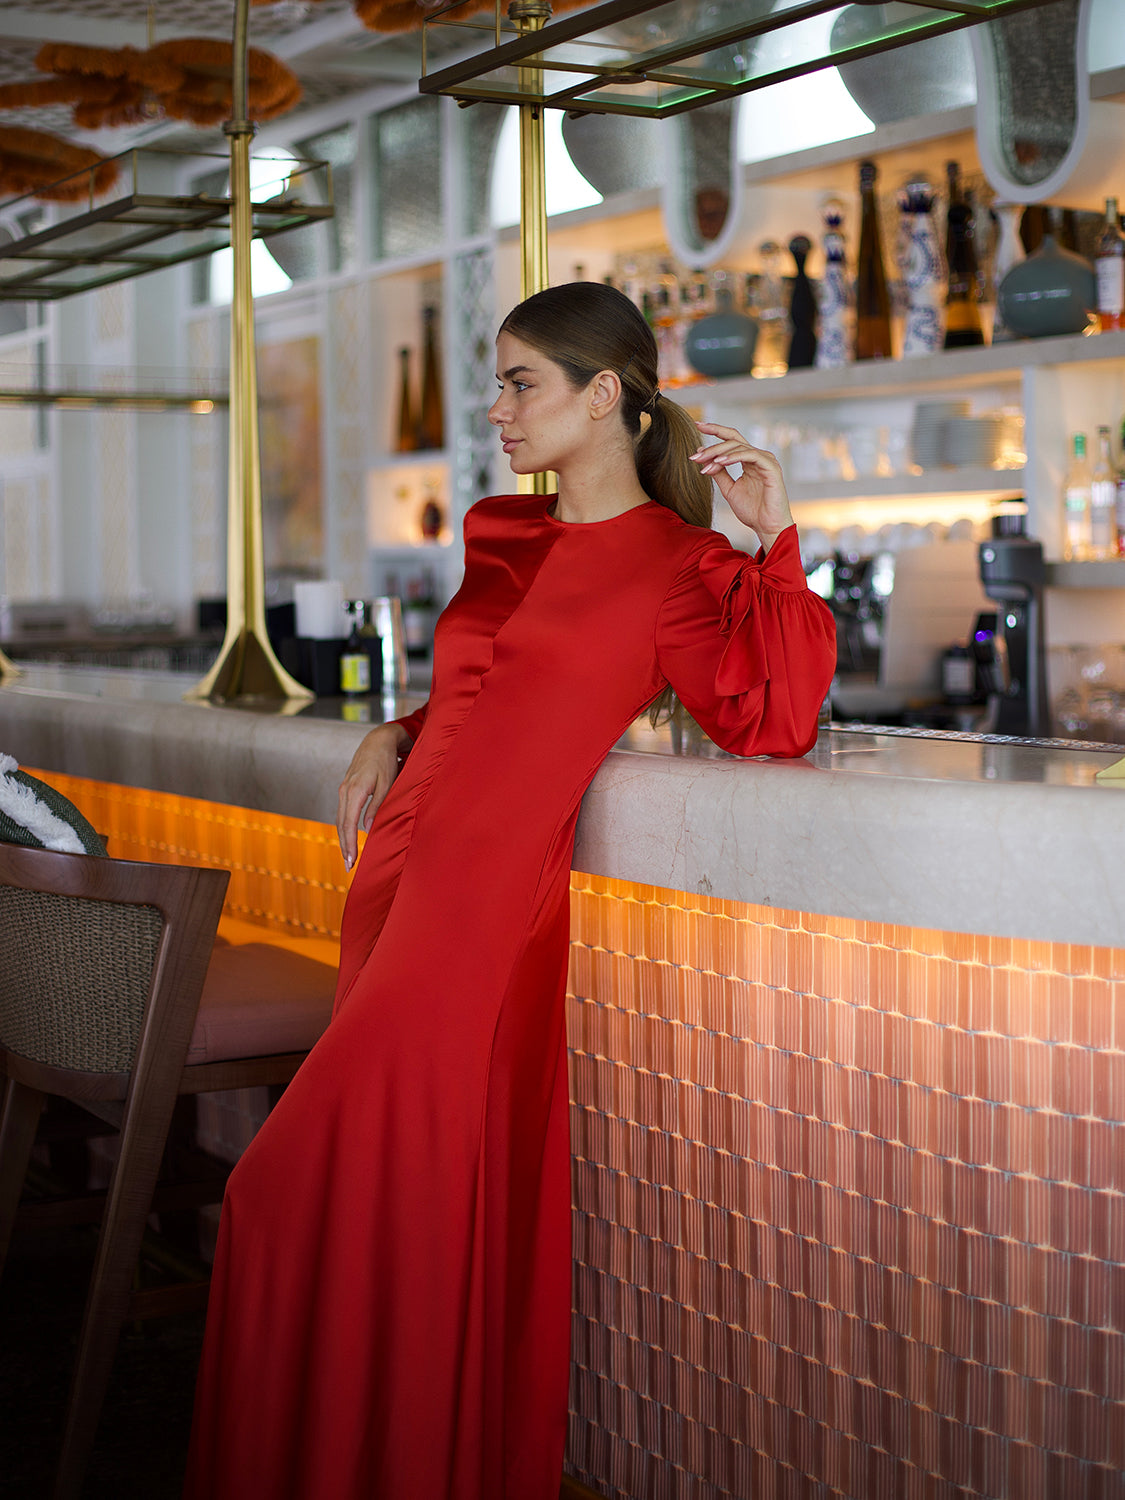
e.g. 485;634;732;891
0;842;338;1500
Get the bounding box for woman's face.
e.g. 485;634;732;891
487;330;598;477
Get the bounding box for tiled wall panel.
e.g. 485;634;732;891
565;873;1125;1500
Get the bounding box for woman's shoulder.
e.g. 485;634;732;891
464;493;547;537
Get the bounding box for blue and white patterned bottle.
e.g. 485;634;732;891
815;196;852;369
898;178;946;358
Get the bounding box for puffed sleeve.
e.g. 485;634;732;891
655;524;836;757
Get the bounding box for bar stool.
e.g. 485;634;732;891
0;842;338;1500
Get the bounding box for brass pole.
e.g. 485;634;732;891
510;0;551;497
187;0;311;703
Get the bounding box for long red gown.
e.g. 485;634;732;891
183;494;835;1500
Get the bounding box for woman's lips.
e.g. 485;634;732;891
501;436;521;454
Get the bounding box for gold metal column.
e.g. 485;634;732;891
187;0;310;703
510;0;551;496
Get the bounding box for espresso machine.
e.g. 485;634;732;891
977;534;1048;736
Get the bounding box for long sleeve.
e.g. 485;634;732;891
393;701;429;745
655;524;836;758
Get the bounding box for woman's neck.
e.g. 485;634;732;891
552;445;650;524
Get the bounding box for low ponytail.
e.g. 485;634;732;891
635;393;712;529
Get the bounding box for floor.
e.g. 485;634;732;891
0;1223;205;1498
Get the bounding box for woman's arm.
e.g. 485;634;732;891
336;719;414;870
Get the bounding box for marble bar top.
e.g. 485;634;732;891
1;664;1123;949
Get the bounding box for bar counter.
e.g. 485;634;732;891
2;665;1124;1499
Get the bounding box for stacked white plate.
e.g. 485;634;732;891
943;414;1006;468
911;399;970;470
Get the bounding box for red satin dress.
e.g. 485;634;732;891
183;494;835;1500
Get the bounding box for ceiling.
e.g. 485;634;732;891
0;0;482;150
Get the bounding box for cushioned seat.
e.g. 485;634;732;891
189;935;338;1066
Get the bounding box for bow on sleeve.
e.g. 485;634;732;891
696;547;770;698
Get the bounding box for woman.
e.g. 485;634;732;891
184;282;835;1500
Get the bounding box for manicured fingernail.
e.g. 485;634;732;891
344;854;354;871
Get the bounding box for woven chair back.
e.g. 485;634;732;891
0;886;163;1072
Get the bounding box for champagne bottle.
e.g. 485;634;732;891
1090;425;1118;559
1063;432;1092;561
854;159;893;361
395;346;416;454
942;161;985;349
417;305;444;451
1095;197;1125;332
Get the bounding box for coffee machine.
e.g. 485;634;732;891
977;534;1048;736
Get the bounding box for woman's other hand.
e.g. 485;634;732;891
690;422;795;552
336;722;410;870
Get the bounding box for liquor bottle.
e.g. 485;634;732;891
403;570;436;659
816;196;852;370
1089;425;1118;559
339;600;372;696
751;246;789;377
854;159;893;361
786;234;817;369
942;161;985;349
1117;419;1125;559
419;476;444;541
1062;432;1092;561
898;178;945;357
394;346;415;453
417;306;444;451
1094;197;1125;332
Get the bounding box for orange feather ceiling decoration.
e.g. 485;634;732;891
0;38;302;135
0;125;118;201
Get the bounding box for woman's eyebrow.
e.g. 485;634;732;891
499;364;534;380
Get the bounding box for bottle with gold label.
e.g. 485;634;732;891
340;600;372;696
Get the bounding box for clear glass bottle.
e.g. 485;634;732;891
1095;197;1125;332
1063;432;1092;561
854;160;893;361
1090;425;1118;559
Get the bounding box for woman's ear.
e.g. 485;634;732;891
588;369;623;421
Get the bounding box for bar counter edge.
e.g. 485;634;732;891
1;666;1122;949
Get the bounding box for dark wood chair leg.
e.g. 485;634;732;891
51;1082;185;1500
0;1077;45;1272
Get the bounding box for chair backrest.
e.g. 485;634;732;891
0;844;230;1077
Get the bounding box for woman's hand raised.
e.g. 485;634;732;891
336;722;410;871
689;422;795;552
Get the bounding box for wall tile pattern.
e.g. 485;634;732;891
565;873;1125;1500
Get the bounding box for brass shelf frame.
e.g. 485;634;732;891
420;0;1067;118
0;147;333;303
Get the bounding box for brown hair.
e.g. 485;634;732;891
499;281;712;722
498;281;713;530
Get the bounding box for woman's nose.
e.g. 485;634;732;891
487;393;508;426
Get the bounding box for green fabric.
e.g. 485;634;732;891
0;769;106;857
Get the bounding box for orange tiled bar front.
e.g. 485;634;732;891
564;874;1125;1500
